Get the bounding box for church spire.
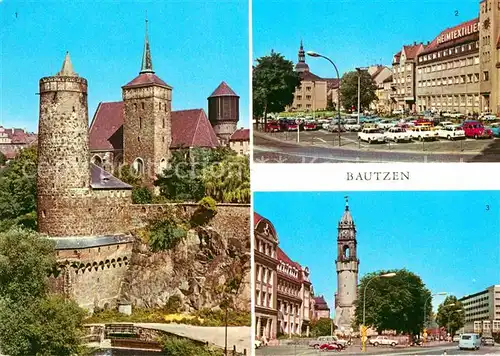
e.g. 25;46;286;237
344;195;349;211
298;39;305;63
140;14;154;74
57;51;77;77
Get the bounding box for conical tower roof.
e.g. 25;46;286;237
140;16;154;74
57;52;77;77
208;81;239;98
339;196;354;225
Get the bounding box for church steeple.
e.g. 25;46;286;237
140;15;154;74
295;40;309;73
298;40;305;63
57;52;77;77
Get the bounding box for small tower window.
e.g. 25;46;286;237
163;118;165;128
139;117;143;129
134;103;137;111
159;103;161;110
164;105;167;112
141;102;145;110
343;246;350;259
138;136;141;143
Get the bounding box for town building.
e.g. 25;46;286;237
459;284;500;334
228;128;250;155
254;212;314;342
389;0;500;115
291;41;339;112
0;126;37;160
368;65;393;113
333;198;359;336
88;21;242;186
391;42;425;112
313;295;331;320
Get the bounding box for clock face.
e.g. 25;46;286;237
484;18;490;30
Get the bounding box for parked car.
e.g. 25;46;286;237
408;126;439;141
461;121;493;139
480;114;497;121
458;333;481;350
328;123;345;132
319;342;343;352
369;336;398;347
280;119;298;131
452;334;461;342
265;121;280;132
358;127;385;144
345;122;362;132
378;119;397;129
254;340;262;349
481;336;495;346
309;336;345;349
437;125;465;140
392;109;403;115
487;123;500;137
384;126;411;142
303;120;317;131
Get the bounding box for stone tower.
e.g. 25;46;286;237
207;81;239;144
479;1;500;113
295;40;310;73
37;52;91;236
334;197;359;335
123;18;172;187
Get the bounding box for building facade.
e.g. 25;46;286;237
254;212;314;342
291;41;339;112
334;198;359;336
392;43;425;112
460;285;500;334
368;65;393;113
0;126;37;161
313;295;331;320
228;128;250;155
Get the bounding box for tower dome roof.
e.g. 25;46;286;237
208;81;239;98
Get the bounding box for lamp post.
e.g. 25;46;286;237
361;272;396;352
423;292;448;343
356;67;369;125
307;51;342;146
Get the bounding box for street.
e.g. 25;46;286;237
253;131;500;163
255;344;500;355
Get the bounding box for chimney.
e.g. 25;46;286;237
413;41;417;45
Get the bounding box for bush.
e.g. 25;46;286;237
164;295;183;314
148;218;188;251
132;186;152;204
191;197;217;227
161;337;223;356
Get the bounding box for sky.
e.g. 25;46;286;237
0;0;249;132
254;191;500;315
253;0;479;78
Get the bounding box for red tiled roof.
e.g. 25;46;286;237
325;78;340;90
393;51;402;64
0;127;37;144
89;103;219;151
403;43;424;60
89;102;124;151
229;128;249;142
254;212;263;227
122;73;171;89
420;18;479;55
300;71;323;81
208;81;239;98
371;66;385;79
314;296;330;310
171;109;220;148
277;247;301;270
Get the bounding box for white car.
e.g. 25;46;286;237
369;336;398;347
392;109;403;115
345;123;362;132
384;127;411;142
482;114;497;121
358;127;385;144
254;340;262;349
378;119;397;129
437;125;465;140
408;126;438;141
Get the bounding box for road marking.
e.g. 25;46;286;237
314;137;327;143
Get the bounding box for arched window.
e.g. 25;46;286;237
133;158;144;175
92;155;102;167
158;158;167;174
343;245;350;259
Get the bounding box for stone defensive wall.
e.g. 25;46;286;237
50;203;250;312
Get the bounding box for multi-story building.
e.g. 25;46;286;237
254;212;314;341
291;41;339;112
0;126;37;160
416;19;481;114
368;65;393;113
392;42;425;112
228;128;250;155
313;295;331;320
459;285;500;334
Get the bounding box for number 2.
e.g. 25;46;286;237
455;10;459;16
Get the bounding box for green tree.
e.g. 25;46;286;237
132;186;152;204
436;296;465;336
0;146;37;231
253;51;300;129
0;228;86;355
202;155;250;203
353;269;431;337
0;151;6;166
155;147;235;202
310;318;334;337
0;296;86;356
116;164;141;186
339;71;377;112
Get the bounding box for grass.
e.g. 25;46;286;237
85;307;251;327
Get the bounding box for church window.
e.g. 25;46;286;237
133;158;144;175
343;246;350;258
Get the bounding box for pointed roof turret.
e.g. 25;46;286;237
295;40;309;73
140;16;154;74
208;81;239;98
339;196;354;225
57;52;77;77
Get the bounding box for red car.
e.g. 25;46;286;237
461;121;493;139
303;121;317;131
319;343;343;352
280;119;298;131
265;121;280;132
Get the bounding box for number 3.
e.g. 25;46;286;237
486;205;490;211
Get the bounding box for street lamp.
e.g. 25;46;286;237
355;67;369;125
307;51;342;146
423;292;448;344
362;272;396;352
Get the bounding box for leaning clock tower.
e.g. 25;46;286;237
333;197;359;335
